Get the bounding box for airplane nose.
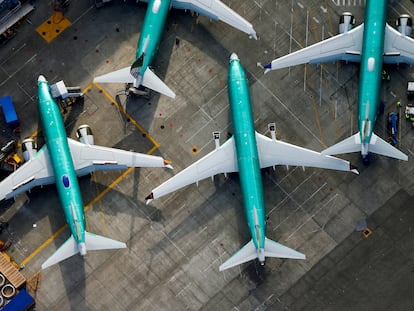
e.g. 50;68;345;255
230;53;239;61
38;75;47;83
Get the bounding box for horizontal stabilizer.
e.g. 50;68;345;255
85;232;127;251
41;232;126;269
219;238;305;271
321;133;362;155
322;132;408;161
264;237;306;259
41;235;78;269
93;66;135;84
142;67;176;99
368;133;408;161
219;240;257;271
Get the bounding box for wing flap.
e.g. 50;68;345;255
68;138;171;177
146;137;238;203
0;146;55;201
172;0;257;39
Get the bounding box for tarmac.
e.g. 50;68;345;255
0;0;413;310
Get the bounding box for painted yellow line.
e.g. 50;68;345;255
19;84;160;268
20;225;68;266
93;82;160;149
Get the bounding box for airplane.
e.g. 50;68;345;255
264;0;411;163
94;0;257;99
145;53;359;271
0;75;173;269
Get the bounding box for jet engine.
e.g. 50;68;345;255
339;12;355;34
396;14;412;36
22;138;37;162
76;124;94;145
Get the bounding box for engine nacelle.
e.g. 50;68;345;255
339;12;355;34
396;14;412;36
76;125;94;145
22;138;37;162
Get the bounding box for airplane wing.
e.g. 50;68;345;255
171;0;257;39
264;24;364;72
0;146;55;201
146;137;238;203
255;132;358;174
383;24;414;64
67;138;172;177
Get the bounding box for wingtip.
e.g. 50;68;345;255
163;160;173;169
264;64;272;74
145;193;154;205
350;164;359;175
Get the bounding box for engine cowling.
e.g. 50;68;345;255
22;138;37;162
339;12;355;34
76;125;94;145
396;14;412;36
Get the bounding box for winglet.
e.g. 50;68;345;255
350;164;359;175
264;63;272;74
145;192;154;205
163;160;173;169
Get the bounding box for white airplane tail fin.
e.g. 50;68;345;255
141;67;176;99
263;237;306;259
93;66;175;98
322;132;408;161
368;133;408;160
93;66;135;84
41;235;79;270
41;232;126;269
219;238;305;271
84;231;127;251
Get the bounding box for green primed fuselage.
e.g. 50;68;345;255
228;57;266;251
38;78;86;246
135;0;171;78
358;0;387;145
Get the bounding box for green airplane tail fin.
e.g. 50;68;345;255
130;54;145;79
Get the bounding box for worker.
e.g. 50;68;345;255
410;114;414;122
382;69;391;81
396;100;402;108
